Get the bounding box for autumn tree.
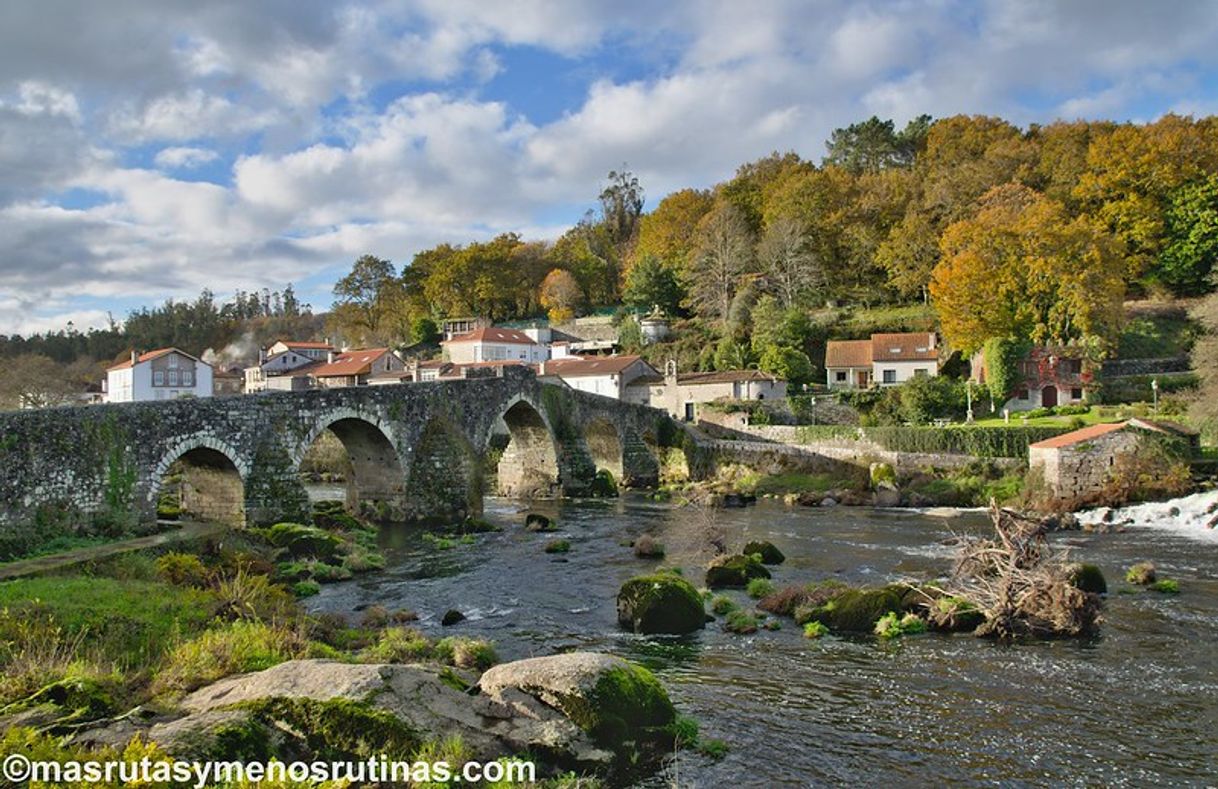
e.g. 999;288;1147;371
539;268;584;323
330;255;411;345
876;210;940;301
630;188;714;277
930;184;1126;355
689;203;754;323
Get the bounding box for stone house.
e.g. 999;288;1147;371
1028;418;1198;500
539;355;659;400
628;362;787;420
105;348;213;403
825;332;940;389
971;345;1091;412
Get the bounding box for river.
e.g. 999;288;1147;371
306;494;1218;786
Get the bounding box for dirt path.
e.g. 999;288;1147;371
0;521;230;580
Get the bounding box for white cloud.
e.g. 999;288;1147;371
2;0;1218;335
153;146;220;170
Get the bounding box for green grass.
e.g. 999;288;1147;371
0;575;215;668
1117;308;1199;358
741;472;860;495
826;303;939;338
970;407;1114;428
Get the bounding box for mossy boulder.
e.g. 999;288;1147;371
741;540;785;565
525;513;557;532
705;554;771;588
798;586;904;632
590;469;619;498
477;653;675;760
263;522;342;560
1068;563;1108;595
617;574;706;634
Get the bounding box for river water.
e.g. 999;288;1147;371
307;494;1218;787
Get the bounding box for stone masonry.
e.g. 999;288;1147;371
0;367;671;529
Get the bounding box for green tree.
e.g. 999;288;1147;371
623;254;684;315
713;336;755;371
599;168;645;252
331;254;407;344
824;114;931;173
410;316;439;345
758;344;814;387
1157;174;1218;295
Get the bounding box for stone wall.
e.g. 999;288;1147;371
1029;430;1140;500
0;368;676;533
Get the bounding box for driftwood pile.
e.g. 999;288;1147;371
950;502;1102;639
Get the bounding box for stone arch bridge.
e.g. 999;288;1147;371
0;367;681;528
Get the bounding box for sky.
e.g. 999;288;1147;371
2;0;1218;336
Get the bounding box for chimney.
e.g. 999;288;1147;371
130;350;138;366
327;350;336;364
258;347;266;364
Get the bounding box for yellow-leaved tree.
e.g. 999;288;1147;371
930;184;1125;356
539;268;584;324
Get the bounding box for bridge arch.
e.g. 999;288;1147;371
492;395;561;498
150;434;248;526
295;407;407;518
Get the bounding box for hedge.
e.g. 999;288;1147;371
793;424;1070;458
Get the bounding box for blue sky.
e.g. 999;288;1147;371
2;0;1218;336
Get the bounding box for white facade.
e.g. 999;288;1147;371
541;356;657;400
444;328;549;364
105;349;213;403
873;359;937;386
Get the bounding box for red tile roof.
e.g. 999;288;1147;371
675;369;782;385
308;348;392;378
107;347;202;371
871;332;937;362
441;327;537;346
1028;421;1127;449
542;355;652;377
825;339;873;368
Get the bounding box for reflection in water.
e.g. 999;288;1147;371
307;495;1218;785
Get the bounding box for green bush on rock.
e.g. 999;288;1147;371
797;586;903;632
705;554;771;588
746;578;775;599
874;612;928;639
1126;562;1156;585
617;574;706;634
741;541;785;565
1149;579;1180;594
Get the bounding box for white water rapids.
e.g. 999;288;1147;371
1077;488;1218;543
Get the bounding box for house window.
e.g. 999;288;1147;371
1062;359;1081;374
1017;388;1029;400
1071;387;1083;400
882;369;897;384
183;371;193;386
835;371;847;382
914;368;928;378
167;355;179;368
153;370;164;386
168;370;178;386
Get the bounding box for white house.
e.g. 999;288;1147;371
825;332;940;388
442;327;549;364
105;348;213;402
540;355;659;400
245;341;337;392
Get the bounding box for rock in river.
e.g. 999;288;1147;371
705;553;771;588
617;574;706;634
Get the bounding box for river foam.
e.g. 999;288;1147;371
1077;489;1218;543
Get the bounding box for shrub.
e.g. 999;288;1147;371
723;610;759;634
802;621;829;639
746;578;775;599
1149;579;1180;594
710;595;737;615
153;620;307;694
874;612;928;638
544;539;571;554
362;627;434;663
434;637;499;671
633;535;665;558
1125;562;1156;585
154;552;209;587
292;580;321;598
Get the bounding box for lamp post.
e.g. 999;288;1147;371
966;380;974;423
1151;378;1159;414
